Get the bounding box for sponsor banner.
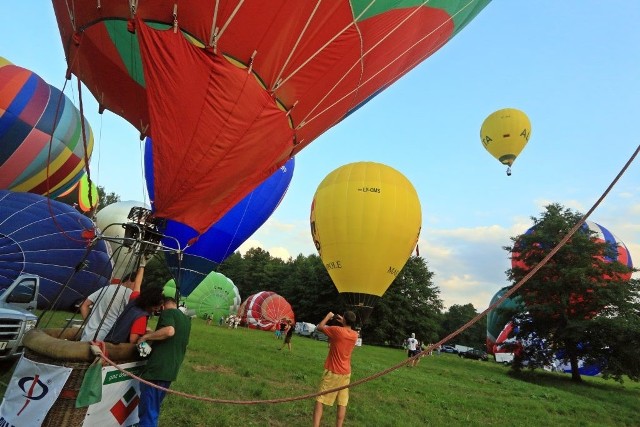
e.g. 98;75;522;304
0;356;73;427
83;361;146;427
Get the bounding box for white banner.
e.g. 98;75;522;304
0;356;73;427
83;361;146;427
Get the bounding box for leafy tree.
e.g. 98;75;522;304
505;203;640;382
440;304;486;349
97;185;120;210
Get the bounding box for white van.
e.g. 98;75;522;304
295;322;316;336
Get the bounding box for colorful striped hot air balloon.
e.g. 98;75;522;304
0;57;93;197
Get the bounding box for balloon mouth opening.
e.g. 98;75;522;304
340;293;379;325
499;155;516;166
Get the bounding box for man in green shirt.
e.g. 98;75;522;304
136;297;191;427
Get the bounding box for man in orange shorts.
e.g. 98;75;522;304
312;310;358;427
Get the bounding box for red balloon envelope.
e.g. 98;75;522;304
238;291;295;331
52;1;490;233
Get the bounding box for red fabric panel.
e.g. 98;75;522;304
136;19;293;233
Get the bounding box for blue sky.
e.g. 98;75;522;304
2;2;639;309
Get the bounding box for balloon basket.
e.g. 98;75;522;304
18;328;139;427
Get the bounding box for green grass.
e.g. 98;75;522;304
2;316;639;426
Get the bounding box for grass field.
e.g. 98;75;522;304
2;315;639;426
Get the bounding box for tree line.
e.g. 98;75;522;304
144;250;487;349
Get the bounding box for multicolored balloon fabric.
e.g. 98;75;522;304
52;1;490;233
0;57;93;197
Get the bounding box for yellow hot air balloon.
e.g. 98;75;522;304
480;108;531;176
310;162;421;322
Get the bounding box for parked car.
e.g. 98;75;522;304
459;348;488;361
310;329;329;342
439;345;457;354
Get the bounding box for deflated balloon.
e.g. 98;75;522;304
0;57;93;196
53;1;490;234
0;190;112;309
480;108;531;175
310;162;421;320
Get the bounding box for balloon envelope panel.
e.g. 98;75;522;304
0;190;112;309
0;59;93;197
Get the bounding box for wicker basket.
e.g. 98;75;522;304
21;328;140;427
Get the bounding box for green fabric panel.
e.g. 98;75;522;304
350;0;491;33
104;20;146;87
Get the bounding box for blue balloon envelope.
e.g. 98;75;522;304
144;138;294;295
0;190;112;309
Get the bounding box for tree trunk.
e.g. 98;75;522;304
569;352;582;382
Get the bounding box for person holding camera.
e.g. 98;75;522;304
312;311;358;427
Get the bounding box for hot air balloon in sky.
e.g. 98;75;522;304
0;190;112;309
145;138;295;295
52;1;490;234
480;108;531;176
95;200;150;283
238;291;295;331
0;57;93;197
310;162;421;321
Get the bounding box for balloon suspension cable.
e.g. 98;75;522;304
77;78;95;211
95;144;640;406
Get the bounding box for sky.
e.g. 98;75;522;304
2;2;639;310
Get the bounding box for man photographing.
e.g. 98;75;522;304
312;310;358;427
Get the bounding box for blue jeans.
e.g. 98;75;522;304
138;380;171;427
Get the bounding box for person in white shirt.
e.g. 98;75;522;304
406;333;420;367
79;266;143;341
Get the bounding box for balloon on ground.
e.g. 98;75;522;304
0;57;93;197
237;291;294;331
0;190;112;309
52;2;490;234
181;272;240;320
310;161;421;321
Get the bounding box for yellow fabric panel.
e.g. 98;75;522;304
480;108;531;166
310;162;421;297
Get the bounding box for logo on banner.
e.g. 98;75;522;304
110;387;139;425
16;375;49;415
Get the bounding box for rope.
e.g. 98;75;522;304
94;143;639;405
